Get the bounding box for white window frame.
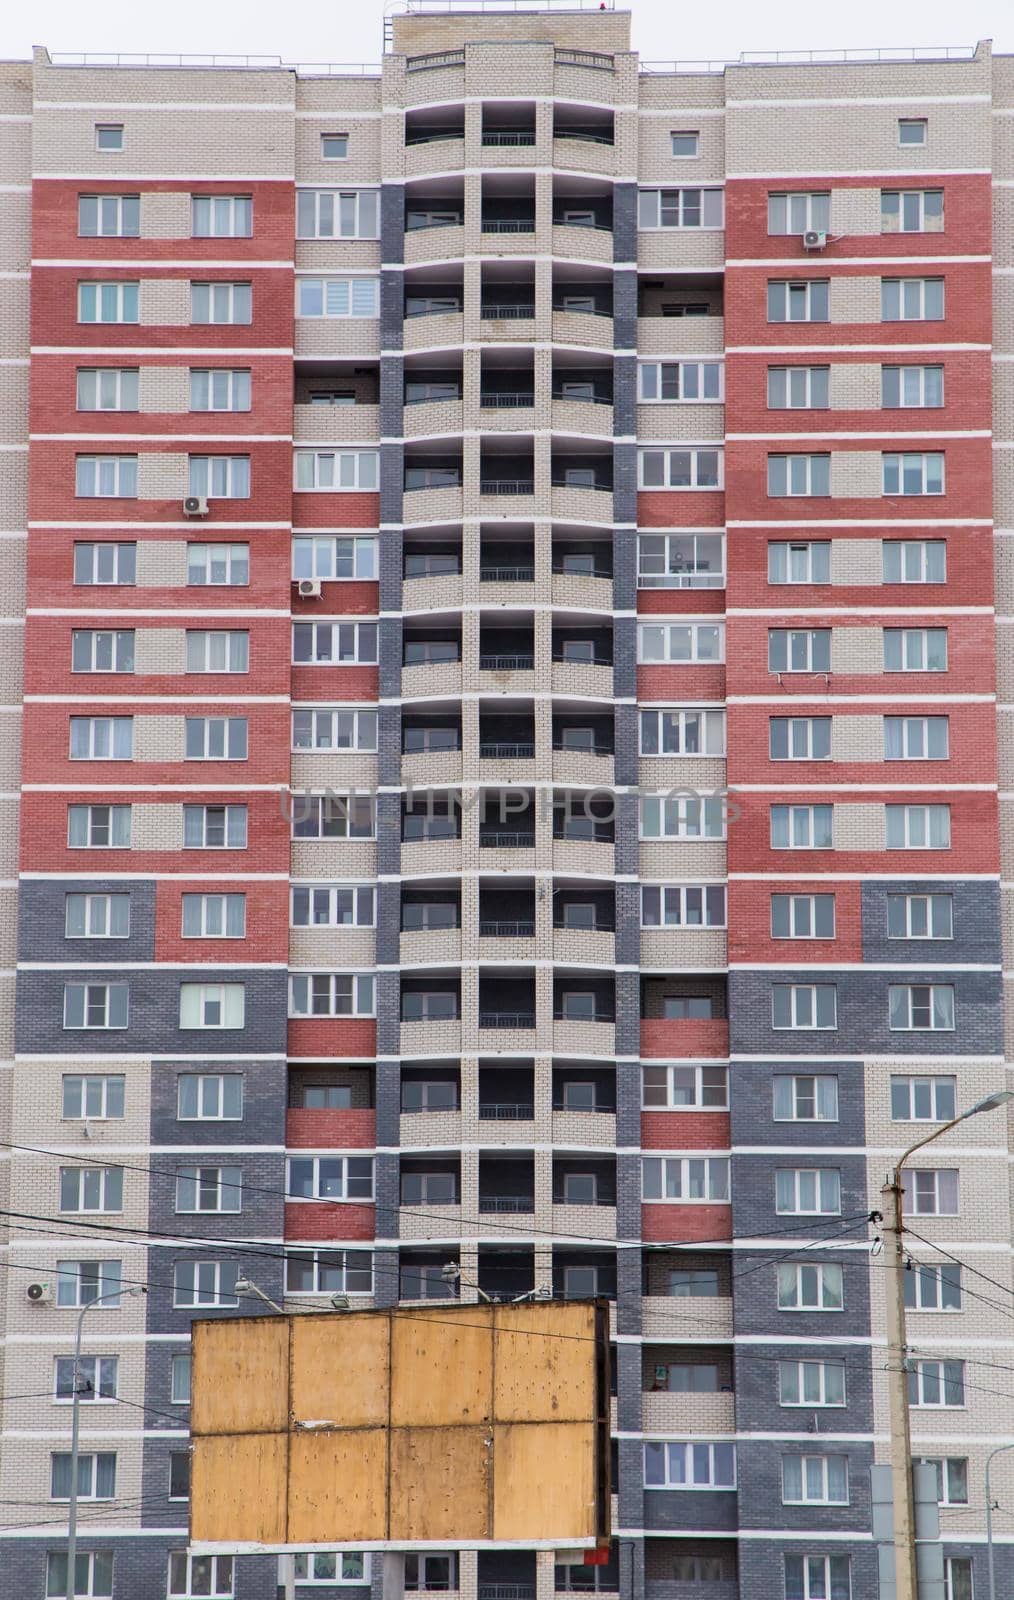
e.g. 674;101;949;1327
768;628;831;673
291;621;378;665
62;1074;126;1120
78;193;139;238
174;1164;242;1215
777;1262;844;1311
637;360;723;401
286;1154;375;1201
291;793;375;841
767;366;829;409
296;276;380;318
904;1261;961;1312
641;1063;728;1110
908;1358;964;1408
73;542;136;586
292;534;377;581
773;983;837;1030
188;455;250;500
882;187;944;232
179;983;246;1030
640;884;727;928
772;1074;839;1122
770;893;836;940
775;1168;841;1217
288;1554;370;1586
191;195;252;238
172;1260;239;1310
767;191;831;234
642;1439;736;1489
891;1075;957;1122
902;1168;959;1216
883;451;945;496
95;123;123;150
184;716;248;761
887;893;952;940
769;716;831;762
190;281;252;325
59;1165;123;1214
185;630;249;673
881;364;944;408
883;539;946;583
767;453;831;496
889;983;955;1032
63;983;128;1030
168;1552;234;1598
51;1451;117;1502
183;803;247;849
69;716;132;761
884;715;949;761
177;1072;244;1121
637;187;724;229
288;973;377;1017
637;447;723;490
636;531;725;590
290;884;375;928
944;1560;973;1600
781;1453;849;1506
784;1556;852;1600
181;894;247;940
885;803;950;850
71;629;134;674
768;541;831;585
778;1359;846;1408
77;281;138;324
186;542;250;586
68;804;132;849
320;133;349;160
915;1458;968;1507
284;1248;373;1297
770;803;833;850
670;131;700;158
171;1353;192;1404
189;370;252;413
76;368;139;412
639;707;726;756
294;450;379;491
64;893;130;940
881;276;944;321
75;456;137;498
639;794;726;840
291;707;378;752
637;621;725;663
884;627;947;672
641;1156;730;1202
767;279;829;323
899;118;928;145
296;188;379;239
56;1260;122;1308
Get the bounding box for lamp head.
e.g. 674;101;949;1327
968;1090;1014;1116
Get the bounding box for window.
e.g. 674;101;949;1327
172;1260;239;1309
915;1458;968;1506
769;717;831;761
888;983;954;1031
288;973;376;1017
882;188;944;232
887;893;952;940
902;1168;959;1216
286;1248;373;1296
637;532;724;589
661;996;712;1020
56;1260;122;1308
883;539;946;583
638;447;722;489
639;708;726;755
768;366;829;408
185;717;248;761
78;194;139;237
945;1560;973;1600
773;1075;839;1121
899;117;928;145
295;450;379;491
770;803;833;850
168;1554;234;1597
654;1363;718;1393
886;803;950;849
637;622;724;663
59;1165;123;1213
178;1073;244;1121
185;630;249;673
169;1451;191;1500
179;983;245;1030
74;542;136;585
905;1261;961;1311
643;1440;735;1488
779;1360;846;1407
64;983;128;1030
638;187;724;228
175;1165;242;1214
189;371;251;413
65;894;130;939
881;276;944;321
883;452;944;496
291;885;375;927
321;132;349;159
638;360;722;401
75;456;137;497
767;454;830;496
297;276;379;317
401;989;458;1022
299;1084;354;1110
71;629;134;674
777;1262;843;1311
297;188;378;238
54;1354;118;1403
78;282;138;323
768;541;831;584
183;803;247;849
641;885;727;928
292;708;377;753
891;1075;956;1122
69;716;132;760
768;628;831;674
292;623;379;669
882;365;944;408
291;1554;369;1585
642;1064;728;1109
909;1359;964;1407
775;1168;841;1216
767;279;829;322
402;1170;458;1204
670;131;699;157
286;1155;374;1201
884;715;949;760
181;894;246;939
768;191;830;234
640;795;726;840
47;1552;114;1599
95;124;123;150
188;455;250;500
191;195;252;237
668;1268;719;1297
185;548;250;594
785;1556;851;1600
170;1353;192;1406
771;894;835;939
293;534;377;581
782;1454;848;1505
62;1075;125;1120
404;1554;456;1591
292;793;375;840
884;628;947;672
642;1157;729;1201
190;281;252;324
77;368;139;411
51;1452;116;1501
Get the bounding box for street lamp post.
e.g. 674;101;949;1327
986;1441;1014;1600
880;1090;1013;1600
66;1284;144;1600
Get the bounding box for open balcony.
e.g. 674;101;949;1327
552;1063;616;1146
403;353;463;439
402;615;462;697
552;1248;616;1303
478;1061;536;1139
481;101;537;163
402;528;463;612
400;791;463;876
478;523;536;603
553;971;615;1057
637;273;724;355
479;1154;536;1219
480;175;536;245
480;263;537;342
478;877;536;961
286;1066;374;1149
552;177;614;261
478;1551;537;1600
552;789;614;876
553;881;615;966
480;351;536;430
401;707;462;786
479;788;536;867
552;530;614;608
551;448;613;523
400;884;461;965
641;1250;733;1339
478;614;535;693
293;361;379;442
551;617;614;698
478;446;536;515
478;970;537;1049
403;451;464;524
398;1248;459;1305
404;104;465;177
552;708;614;786
399;975;461;1058
552;268;614;346
477;703;537;778
551;354;614;437
400;1156;461;1240
641;976;729;1060
403;264;464;349
399;1063;461;1147
477;1246;535;1302
552;103;615;175
404;180;465;264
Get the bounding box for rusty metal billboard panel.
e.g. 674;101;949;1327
189;1299;611;1553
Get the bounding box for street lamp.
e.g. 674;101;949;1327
233;1276;284;1314
986;1440;1014;1600
66;1283;145;1600
441;1261;493;1301
880;1089;1013;1600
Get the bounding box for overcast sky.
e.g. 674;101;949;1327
6;0;1011;69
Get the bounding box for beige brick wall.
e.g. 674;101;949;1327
131;801;182;851
133;714;185;763
134;627;187;675
288;928;375;969
638;114;725;185
136;452;188;501
138;365;190;414
289;840;376;880
835;801;886;851
139;190;191;240
0;365;28;446
11;1057;152;1147
832;624;882;673
635;402;725;442
0;280;29;357
0;195;29;275
0;625;24;704
830;275;882;325
830;362;881;410
135;541;189;589
831;538;882;585
831;713;883;763
139;278;191;328
31;98;295;178
832;450;882;498
0;451;28;528
640;841;727;878
829;187;882;236
639;928;726;970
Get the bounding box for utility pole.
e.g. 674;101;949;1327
985;1441;1014;1600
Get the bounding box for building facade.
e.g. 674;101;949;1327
1;5;1013;1597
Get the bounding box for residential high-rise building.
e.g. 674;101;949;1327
1;6;1013;1598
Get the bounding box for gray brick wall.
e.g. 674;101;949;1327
18;878;156;963
149;1056;287;1146
861;878;1001;964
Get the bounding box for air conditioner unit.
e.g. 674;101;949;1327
802;229;828;250
183;495;209;517
297;578;323;599
26;1281;53;1304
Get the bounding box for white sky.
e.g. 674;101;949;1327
4;0;1011;69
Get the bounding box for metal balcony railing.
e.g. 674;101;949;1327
480;392;535;408
554;128;614;145
482;130;537;146
550;478;611;491
480;830;535;848
551;741;613;756
480;564;534;582
554;920;615;933
406;48;466;71
479;919;535;937
481;217;536;233
479;1011;536;1029
551;562;611;579
479;1586;536;1600
552;1010;615;1023
551;391;612;405
479;743;534;760
480;303;536;319
479;1194;536;1213
551;652;612;667
479;1102;535;1120
405;128;465;145
479;480;534;496
480;653;535;670
554;47;615;68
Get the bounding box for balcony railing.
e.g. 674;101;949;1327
553;1010;615;1023
551;652;612;667
480;564;534;582
479;1102;535;1120
481;392;536;408
406;48;465;71
480;303;536;320
480;653;535;670
552;741;613;757
482;130;537;146
481;218;536;233
554;128;614;145
550;478;611;491
554;47;614;68
479;480;534;497
551;391;612;405
405;128;465;145
554;920;615;933
479;1588;536;1600
551;562;611;579
478;1194;536;1212
479;743;535;760
479;919;535;937
479;1011;536;1028
480;830;535;848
